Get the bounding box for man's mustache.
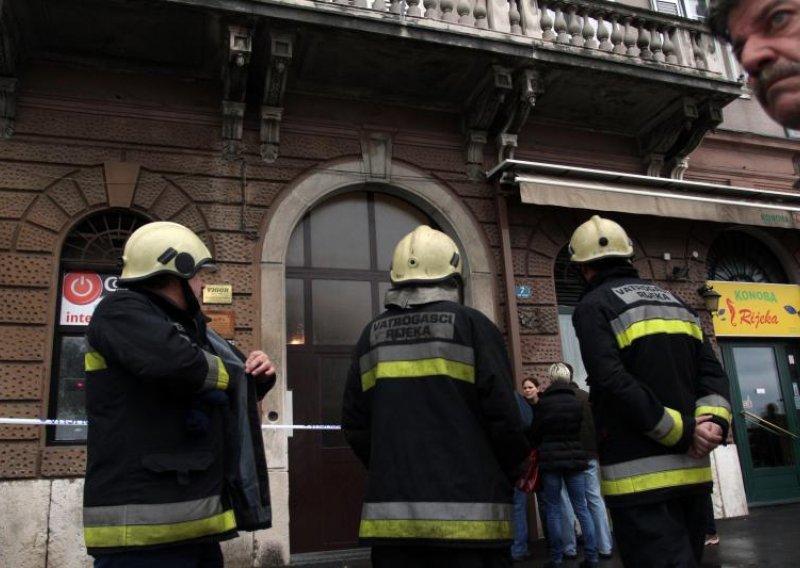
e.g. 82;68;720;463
754;61;800;103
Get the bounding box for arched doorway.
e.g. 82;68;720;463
708;230;800;504
285;189;435;553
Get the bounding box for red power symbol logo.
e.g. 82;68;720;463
64;272;103;305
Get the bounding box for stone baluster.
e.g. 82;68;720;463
554;5;569;44
663;27;678;64
597;14;612;51
541;2;555;41
407;0;423;17
567;6;583;47
389;0;403;15
474;0;488;28
373;0;388;12
423;0;439;18
509;0;522;34
637;20;652;60
651;26;665;62
458;0;475;25
583;10;597;49
623;17;638;57
440;0;458;22
611;15;625;54
692;32;708;69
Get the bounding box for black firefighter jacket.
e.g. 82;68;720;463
342;285;530;548
572;265;732;508
83;288;273;555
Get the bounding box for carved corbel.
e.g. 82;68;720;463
462;65;513;179
494;67;543;163
638;96;698;178
221;25;253;160
1;0;21;139
665;99;723;179
0;76;16;139
260;32;293;163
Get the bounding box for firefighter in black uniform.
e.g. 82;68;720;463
569;216;732;568
342;225;530;568
83;221;275;567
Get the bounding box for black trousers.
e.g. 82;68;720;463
93;542;223;568
371;545;512;568
610;494;707;568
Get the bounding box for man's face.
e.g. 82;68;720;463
728;0;800;128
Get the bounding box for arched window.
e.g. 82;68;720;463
49;210;150;443
707;230;788;283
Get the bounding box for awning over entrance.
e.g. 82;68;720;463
490;160;800;230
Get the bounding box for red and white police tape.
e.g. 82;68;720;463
0;417;341;430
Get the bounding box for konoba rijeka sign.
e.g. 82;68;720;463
710;281;800;337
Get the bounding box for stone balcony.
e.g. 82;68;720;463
2;0;745;176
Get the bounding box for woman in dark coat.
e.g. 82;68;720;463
530;363;598;568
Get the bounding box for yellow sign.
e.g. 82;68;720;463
203;284;233;305
710;281;800;337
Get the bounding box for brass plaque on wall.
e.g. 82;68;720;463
203;284;233;304
206;310;236;339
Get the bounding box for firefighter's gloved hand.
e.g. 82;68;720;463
186;390;229;435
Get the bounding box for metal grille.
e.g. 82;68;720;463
555;245;584;307
707;231;788;283
61;210;150;270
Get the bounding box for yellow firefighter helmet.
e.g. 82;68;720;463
119;221;215;283
569;215;633;264
390;225;462;285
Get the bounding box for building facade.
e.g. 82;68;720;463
1;0;799;566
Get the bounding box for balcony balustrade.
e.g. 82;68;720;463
288;0;735;79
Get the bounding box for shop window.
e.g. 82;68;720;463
707;230;789;283
554;245;589;388
48;210;150;444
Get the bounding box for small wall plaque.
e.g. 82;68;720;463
205;310;236;339
203;284;233;304
515;285;532;300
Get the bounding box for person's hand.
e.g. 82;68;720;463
688;415;723;459
245;350;275;378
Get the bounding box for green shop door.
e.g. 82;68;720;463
722;342;800;504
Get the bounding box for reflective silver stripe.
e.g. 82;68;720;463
361;502;512;522
83;495;224;527
610;305;700;337
359;342;475;373
601;453;711;481
696;394;730;411
645;408;676;441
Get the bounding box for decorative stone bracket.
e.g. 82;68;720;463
463;65;513;179
494;67;544;163
260;32;293;163
221;25;253;160
0;76;15;138
1;0;21;139
639;95;723;179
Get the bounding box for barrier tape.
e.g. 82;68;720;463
0;417;341;430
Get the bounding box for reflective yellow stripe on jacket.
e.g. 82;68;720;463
646;407;684;447
85;351;107;371
601;454;712;497
359;501;513;541
83;495;236;548
202;351;230;391
359;342;475;391
610;305;703;349
695;394;732;424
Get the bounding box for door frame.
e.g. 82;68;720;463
721;340;800;505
